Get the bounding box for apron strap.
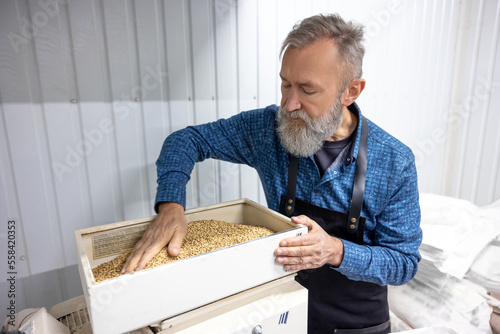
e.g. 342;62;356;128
284;116;369;233
347;116;368;233
284;155;299;216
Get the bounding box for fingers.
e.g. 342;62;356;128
121;238;149;274
134;242;166;272
120;202;187;274
121;252;139;275
278;215;322;248
167;225;187;257
275;249;318;271
291;215;316;231
275;238;314;270
278;231;316;248
275;215;337;270
121;236;166;274
121;228;177;274
275;244;308;257
275;249;319;271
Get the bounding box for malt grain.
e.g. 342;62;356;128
92;220;275;282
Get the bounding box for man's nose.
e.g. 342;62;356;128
283;89;301;112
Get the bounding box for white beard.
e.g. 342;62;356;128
276;97;344;157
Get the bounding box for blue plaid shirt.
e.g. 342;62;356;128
156;103;422;286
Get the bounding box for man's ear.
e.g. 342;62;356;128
342;78;366;106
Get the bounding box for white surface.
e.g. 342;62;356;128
442;0;500;205
419;193;500;278
3;307;69;334
395;326;462;334
75;199;308;334
466;237;500;291
158;275;307;334
389;194;500;333
389;310;413;332
389;278;492;334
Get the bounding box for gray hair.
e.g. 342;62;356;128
281;14;365;89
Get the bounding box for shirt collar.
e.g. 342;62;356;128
305;102;363;168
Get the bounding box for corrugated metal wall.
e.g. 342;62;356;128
0;0;499;313
442;0;500;205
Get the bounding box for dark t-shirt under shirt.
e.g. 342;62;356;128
314;130;355;177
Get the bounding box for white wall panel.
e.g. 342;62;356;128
134;0;172;215
30;0;93;270
257;0;279;107
442;0;500;205
0;105;31;279
1;0;500;313
68;0;123;228
473;0;500;206
163;0;197;209
256;0;279;204
358;0;461;196
1;0;66;278
103;0;152;219
190;0;219;207
237;0;262;205
214;0;241;203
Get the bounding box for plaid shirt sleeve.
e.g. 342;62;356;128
154;108;274;211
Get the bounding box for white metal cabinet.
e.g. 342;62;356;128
158;275;308;334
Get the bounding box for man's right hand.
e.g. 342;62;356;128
120;202;187;274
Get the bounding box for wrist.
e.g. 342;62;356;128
158;201;184;214
328;237;345;267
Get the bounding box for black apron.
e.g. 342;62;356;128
278;117;390;334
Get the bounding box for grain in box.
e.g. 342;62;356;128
74;199;308;334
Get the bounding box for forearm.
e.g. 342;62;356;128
154;128;201;211
155;171;190;211
335;241;420;285
154;110;269;212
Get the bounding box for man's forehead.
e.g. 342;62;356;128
281;40;340;71
280;56;340;86
279;72;321;88
283;39;339;57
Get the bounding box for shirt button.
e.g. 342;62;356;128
334;171;338;175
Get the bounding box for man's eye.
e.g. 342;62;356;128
303;89;317;95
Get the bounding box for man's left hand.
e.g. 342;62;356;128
275;215;344;270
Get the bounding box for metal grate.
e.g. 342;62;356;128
57;307;90;333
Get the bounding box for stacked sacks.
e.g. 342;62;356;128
389;193;500;333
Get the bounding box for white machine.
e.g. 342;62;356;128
48;274;307;334
156;275;307;334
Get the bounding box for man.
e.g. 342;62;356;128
122;14;422;333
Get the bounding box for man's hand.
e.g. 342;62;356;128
274;215;344;270
121;202;187;274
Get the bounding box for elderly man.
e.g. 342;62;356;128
122;14;422;333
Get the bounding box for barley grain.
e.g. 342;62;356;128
92;220;275;282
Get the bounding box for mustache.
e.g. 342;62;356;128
281;109;313;126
